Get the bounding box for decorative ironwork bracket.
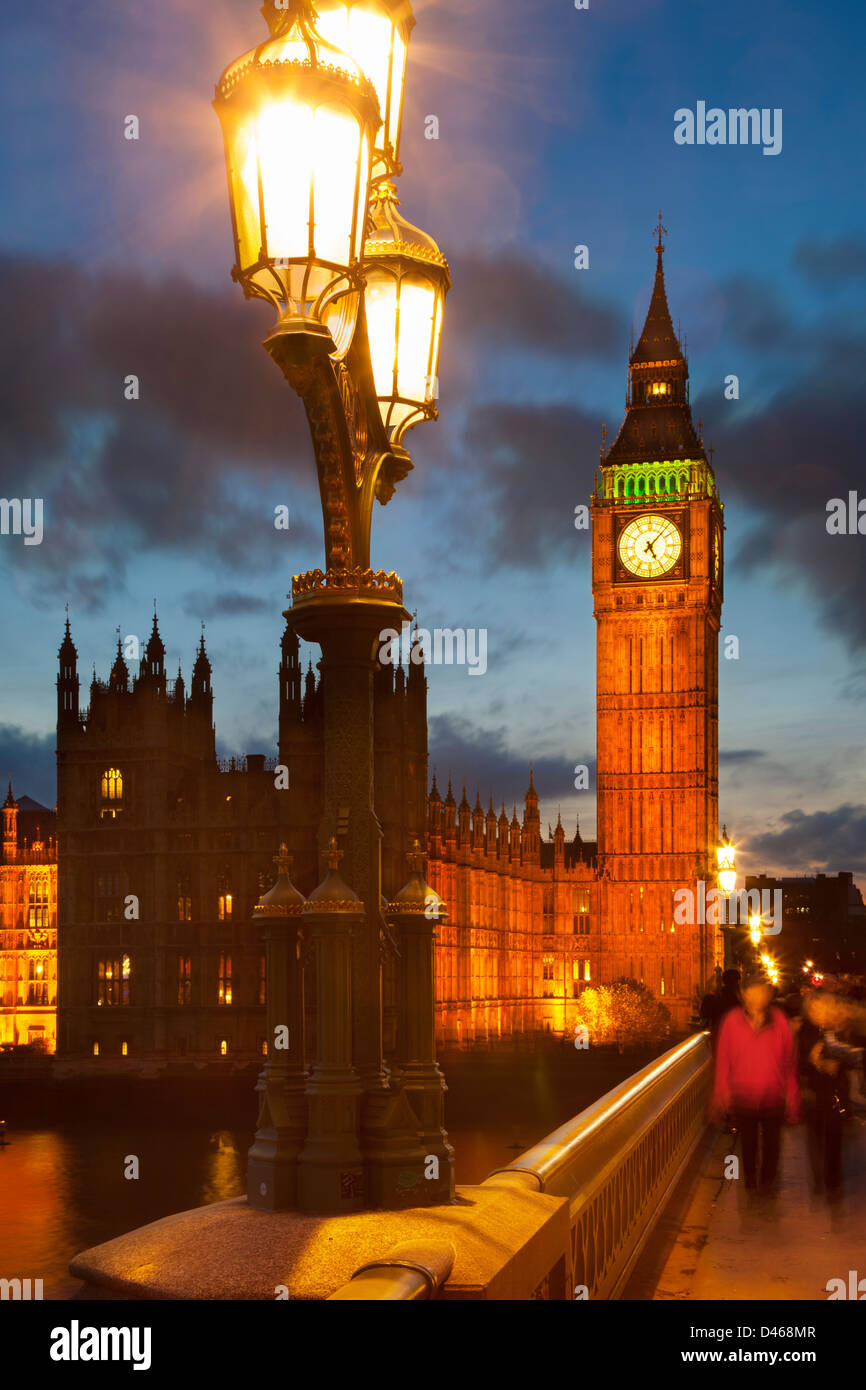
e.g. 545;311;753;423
264;298;412;572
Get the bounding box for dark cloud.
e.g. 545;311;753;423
0;253;315;608
794;235;866;287
461;401;599;568
429;710;593;808
717;274;793;350
719;749;765;764
0;725;56;809
746;804;866;877
182;590;272;619
448;253;626;360
698;323;866;651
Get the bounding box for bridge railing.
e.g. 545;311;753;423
327;1031;712;1299
486;1030;712;1298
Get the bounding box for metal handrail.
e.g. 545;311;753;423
327;1241;455;1301
485;1031;711;1298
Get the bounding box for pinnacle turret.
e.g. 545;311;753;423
110;636;129;693
191;629;212;704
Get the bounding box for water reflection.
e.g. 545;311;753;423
0;1126;250;1299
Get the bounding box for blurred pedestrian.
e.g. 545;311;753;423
700;968;741;1054
711;970;801;1194
800;991;866;1201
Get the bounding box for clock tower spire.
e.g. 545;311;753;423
592;225;724;1026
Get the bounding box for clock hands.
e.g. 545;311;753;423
619;517;680;575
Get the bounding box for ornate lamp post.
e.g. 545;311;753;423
215;0;452;1214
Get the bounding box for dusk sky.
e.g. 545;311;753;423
1;0;864;889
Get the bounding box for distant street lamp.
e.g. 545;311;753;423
716;826;737;969
716;826;736;896
215;0;452;1215
749;915;763;948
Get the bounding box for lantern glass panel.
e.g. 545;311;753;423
228;119;261;270
234;98;367;271
366;269;400;398
387;32;407;153
316;4;408;159
250;100;312;260
395;275;438;404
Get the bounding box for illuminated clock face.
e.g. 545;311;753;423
618;514;682;578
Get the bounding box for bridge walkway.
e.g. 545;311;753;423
626;1115;866;1301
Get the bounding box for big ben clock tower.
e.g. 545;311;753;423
592;220;724;1027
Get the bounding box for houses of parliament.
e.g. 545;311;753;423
0;239;726;1060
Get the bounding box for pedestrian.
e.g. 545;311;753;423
711;969;801;1195
700;968;741;1053
800;990;865;1201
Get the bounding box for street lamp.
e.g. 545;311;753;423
716;826;736;897
749;915;763;948
716;826;737;970
215;0;452;1215
214;0;380;356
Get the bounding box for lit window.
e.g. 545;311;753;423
97;959;117;1006
219;1039;228;1057
100;768;124;818
218;892;233;921
121;1041;128;1056
218;955;232;1006
28;877;50;929
92;1041;99;1057
177;956;192;1005
651;381;668;396
261;1039;268;1056
97;956;131;1006
177;875;192;922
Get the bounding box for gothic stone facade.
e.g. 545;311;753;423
55;618;427;1063
0;786;58;1050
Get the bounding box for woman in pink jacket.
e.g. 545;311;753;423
710;971;801;1194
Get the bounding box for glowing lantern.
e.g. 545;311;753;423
716;826;736;897
312;0;414;176
214;0;381;356
363;182;450;442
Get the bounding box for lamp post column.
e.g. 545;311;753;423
387;843;455;1206
247;847;307;1211
291;584;429;1210
298;841;365;1213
